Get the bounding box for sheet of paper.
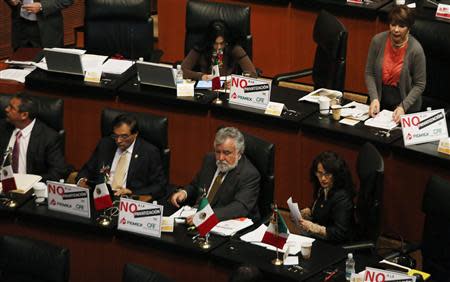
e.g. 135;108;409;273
364;109;398;130
0;173;41;194
50;48;86;55
211;217;253;236
287;197;302;222
283;256;299;265
0;68;34;83
81;54;108;70
339;118;361;126
298;88;343;104
340;101;370;121
169;206;197;218
102;59;134;75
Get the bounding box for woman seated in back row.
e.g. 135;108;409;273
181;20;257;81
291;151;355;244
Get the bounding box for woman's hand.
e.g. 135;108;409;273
299;219;314;232
393;106;405;123
369;99;380;117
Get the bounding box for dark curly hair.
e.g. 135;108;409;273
309;151;354;199
194;20;237;71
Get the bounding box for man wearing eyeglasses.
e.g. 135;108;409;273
76;114;166;202
169;127;261;222
0;93;69;182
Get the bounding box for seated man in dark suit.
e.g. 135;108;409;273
0;93;69;182
170;127;261;222
77;114;166;202
0;94;70;182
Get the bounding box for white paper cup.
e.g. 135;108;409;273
318;96;331;115
33;182;47;199
396;0;405;4
301;241;312;259
331;104;342;121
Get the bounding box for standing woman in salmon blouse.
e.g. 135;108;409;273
365;6;426;123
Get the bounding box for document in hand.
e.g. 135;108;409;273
287;197;302;223
240;224;315;255
364;110;398;130
210;218;254;236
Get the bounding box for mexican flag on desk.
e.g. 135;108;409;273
262;208;289;249
1;165;17;193
193;198;219;236
211;64;221;90
93;183;113;211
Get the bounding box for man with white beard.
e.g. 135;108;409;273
170;127;261;223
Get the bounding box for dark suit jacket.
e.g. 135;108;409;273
185;153;261;222
0;119;69;182
77;137;167;199
5;0;73;49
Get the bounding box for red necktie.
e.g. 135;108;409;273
12;131;22;173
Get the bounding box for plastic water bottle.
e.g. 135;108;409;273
176;65;183;84
345;253;356;281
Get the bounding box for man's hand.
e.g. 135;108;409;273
369;99;380;117
77;178;90;188
201;74;214;81
186;215;194;225
22;3;42;14
114;187;132;197
170;190;187;208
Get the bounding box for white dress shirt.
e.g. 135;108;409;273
7;119;36;174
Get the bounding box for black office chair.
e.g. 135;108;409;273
101;108;170;183
0;235;70;282
410;18;450;110
185;0;253;59
273;10;348;92
343;142;384;251
84;0;162;62
242;132;275;223
0;93;64;134
122;263;173;282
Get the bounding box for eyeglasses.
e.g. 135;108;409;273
111;134;132;140
315;171;332;178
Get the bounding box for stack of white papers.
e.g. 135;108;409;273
364;109;398;130
298;88;342;104
340;101;370;121
240;224;315;255
0;174;41;194
102;59;134;74
81;54;108;70
0;68;34;83
211;217;254;236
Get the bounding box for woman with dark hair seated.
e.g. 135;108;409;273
291;151;355;243
181;20;257;81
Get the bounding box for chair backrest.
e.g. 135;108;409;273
242;132;275;222
0;235;70;282
185;0;252;59
85;0;155;61
355;142;384;242
122;263;173;282
101;108;170;182
0;93;64;133
421;175;450;281
312;10;348;92
410;18;450;110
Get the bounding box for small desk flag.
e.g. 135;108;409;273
262;207;289;249
1;165;17;193
193;198;219;236
93;183;113;211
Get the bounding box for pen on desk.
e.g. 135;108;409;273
324;269;338;282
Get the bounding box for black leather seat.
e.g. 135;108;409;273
344;142;384;251
0;93;64;134
185;0;252;59
122;263;173;282
84;0;162;62
273;10;348;92
242;132;275;223
101;108;170;183
420;175;450;280
0;235;70;282
410;18;450;110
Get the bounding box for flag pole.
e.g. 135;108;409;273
271;204;283;266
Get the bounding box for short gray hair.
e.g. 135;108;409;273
214;127;245;154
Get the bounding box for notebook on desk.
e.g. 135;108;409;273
136;61;177;89
43;48;84;76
